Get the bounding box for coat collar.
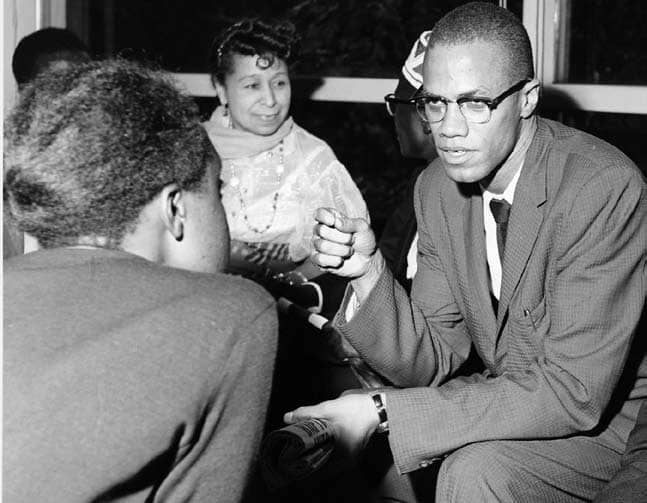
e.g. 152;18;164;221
496;118;549;328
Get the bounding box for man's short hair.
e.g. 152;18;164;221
427;2;535;82
12;27;91;86
3;59;216;249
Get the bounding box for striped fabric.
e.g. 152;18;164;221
401;31;431;89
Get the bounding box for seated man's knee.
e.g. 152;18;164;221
436;442;516;501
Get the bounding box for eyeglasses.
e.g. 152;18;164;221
414;79;530;124
383;93;415;117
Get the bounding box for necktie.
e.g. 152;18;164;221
489;198;511;263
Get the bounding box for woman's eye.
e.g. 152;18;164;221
274;80;287;88
244;82;259;89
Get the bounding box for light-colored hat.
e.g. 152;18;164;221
401;30;431;90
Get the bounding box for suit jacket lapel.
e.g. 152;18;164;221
497;125;549;328
456;186;497;353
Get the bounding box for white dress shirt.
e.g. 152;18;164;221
482;167;522;300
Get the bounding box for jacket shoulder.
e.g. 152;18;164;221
537;118;643;184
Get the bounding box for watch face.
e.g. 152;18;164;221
372;393;389;433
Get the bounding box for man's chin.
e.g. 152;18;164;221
442;163;486;184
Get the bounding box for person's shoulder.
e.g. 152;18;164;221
539;117;643;183
120;259;278;349
162;265;275;313
71;250;276;317
290;121;335;154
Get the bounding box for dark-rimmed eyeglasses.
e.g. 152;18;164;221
414;79;530;124
383;93;416;117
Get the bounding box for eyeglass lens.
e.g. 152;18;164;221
417;100;491;124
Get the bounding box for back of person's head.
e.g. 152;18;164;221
4;59;214;250
12;27;91;87
208;17;298;86
428;2;534;82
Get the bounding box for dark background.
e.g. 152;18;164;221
67;0;647;236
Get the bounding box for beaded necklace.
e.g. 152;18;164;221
228;140;285;234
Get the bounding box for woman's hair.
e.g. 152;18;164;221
208;17;299;87
3;59;215;249
428;2;534;82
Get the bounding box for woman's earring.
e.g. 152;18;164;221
222;103;229;116
422;121;431;135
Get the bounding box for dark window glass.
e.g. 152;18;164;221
505;0;523;20
67;0;498;77
558;0;647;84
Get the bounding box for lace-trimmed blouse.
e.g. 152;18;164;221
220;123;369;263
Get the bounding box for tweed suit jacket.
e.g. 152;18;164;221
334;117;647;474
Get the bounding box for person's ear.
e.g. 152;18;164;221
520;79;540;118
214;80;227;107
159;184;186;242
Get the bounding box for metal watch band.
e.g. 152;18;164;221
371;392;389;434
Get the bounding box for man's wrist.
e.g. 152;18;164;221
351;251;385;302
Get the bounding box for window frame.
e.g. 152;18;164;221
522;0;647;114
22;0;647;115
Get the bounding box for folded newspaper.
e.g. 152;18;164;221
260;417;337;491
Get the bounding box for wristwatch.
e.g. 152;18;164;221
371;392;389;434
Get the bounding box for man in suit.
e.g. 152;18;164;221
285;2;646;501
4;59;278;502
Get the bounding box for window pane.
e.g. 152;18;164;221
67;0;498;77
556;0;647;84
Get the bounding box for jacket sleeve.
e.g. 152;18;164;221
334;169;473;387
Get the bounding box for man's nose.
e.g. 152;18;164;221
439;102;468;137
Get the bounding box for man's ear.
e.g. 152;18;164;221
159;184;186;241
520;79;540;118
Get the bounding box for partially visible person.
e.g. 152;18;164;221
204;17;369;283
5;27;92;259
359;30;442;503
594;398;647;503
11;27;91;89
286;3;646;501
379;30;437;292
3;59;278;503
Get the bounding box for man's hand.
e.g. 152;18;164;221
311;208;376;277
284;392;380;458
311;208;384;301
